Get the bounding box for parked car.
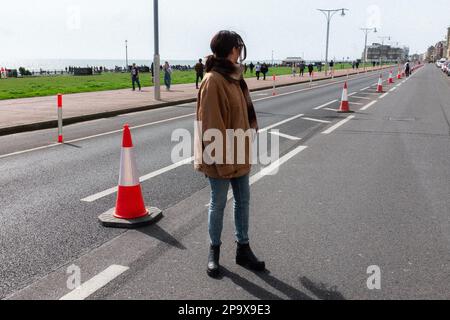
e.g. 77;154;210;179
436;58;447;68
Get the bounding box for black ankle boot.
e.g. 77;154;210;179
236;243;266;271
207;245;221;278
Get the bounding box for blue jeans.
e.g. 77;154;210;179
208;174;250;246
164;73;171;89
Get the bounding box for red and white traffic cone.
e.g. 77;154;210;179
376;75;383;93
338;82;353;113
388;70;394;84
397;69;402;79
98;124;162;228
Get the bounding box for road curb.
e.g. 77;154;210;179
0;66;391;137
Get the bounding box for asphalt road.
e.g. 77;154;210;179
2;66;449;300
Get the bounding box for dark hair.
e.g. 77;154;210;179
206;31;247;72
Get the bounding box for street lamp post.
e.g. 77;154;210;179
125;40;128;71
317;8;349;76
153;0;161;101
361;27;377;72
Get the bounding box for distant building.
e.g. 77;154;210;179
426;45;436;62
435;41;446;60
364;43;409;63
281;57;304;66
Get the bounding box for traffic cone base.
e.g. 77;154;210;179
99;207;162;229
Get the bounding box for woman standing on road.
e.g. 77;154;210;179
163;61;172;91
195;30;266;278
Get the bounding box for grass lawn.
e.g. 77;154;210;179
0;63;386;100
0;67;291;100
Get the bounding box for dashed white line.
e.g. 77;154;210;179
323;107;338;112
349;102;364;106
258;114;305;133
0;113;196;160
84;112;308;202
269;131;302;141
360;100;377;111
322;115;355;135
314;100;337;110
60;265;129;300
301;117;332;124
351;96;372;100
389;87;397;92
360;86;371;91
81;157;194;202
379;92;389;99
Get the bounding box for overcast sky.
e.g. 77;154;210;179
1;0;449;61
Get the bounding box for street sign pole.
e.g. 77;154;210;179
153;0;161;101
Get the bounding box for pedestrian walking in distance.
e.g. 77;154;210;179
131;63;141;91
195;30;265;279
255;62;261;80
299;61;305;77
261;63;269;80
308;63;314;77
163;61;172;91
195;58;205;89
291;63;297;77
249;62;255;74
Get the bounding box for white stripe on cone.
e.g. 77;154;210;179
119;147;140;187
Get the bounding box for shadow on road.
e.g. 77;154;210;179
63;143;82;149
220;267;313;300
138;224;187;250
300;276;346;300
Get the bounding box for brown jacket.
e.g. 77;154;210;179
194;71;254;179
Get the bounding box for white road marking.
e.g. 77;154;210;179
84;111;309;202
224;145;309;201
379;92;389;99
59;265;129;300
269;131;302;141
301;117;332;124
348;92;358;97
356;92;379;95
0;143;60;160
322;115;355;135
351;96;372;100
349;102;364;106
249;146;308;185
360;86;371;91
389;87;397;92
324;107;338;111
81;157;194;202
360;100;377;111
67;113;196;144
258;114;305;133
0;113;196;160
314;100;337;110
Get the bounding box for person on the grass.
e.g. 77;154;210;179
195;30;265;279
131;63;141;91
163;61;172;91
